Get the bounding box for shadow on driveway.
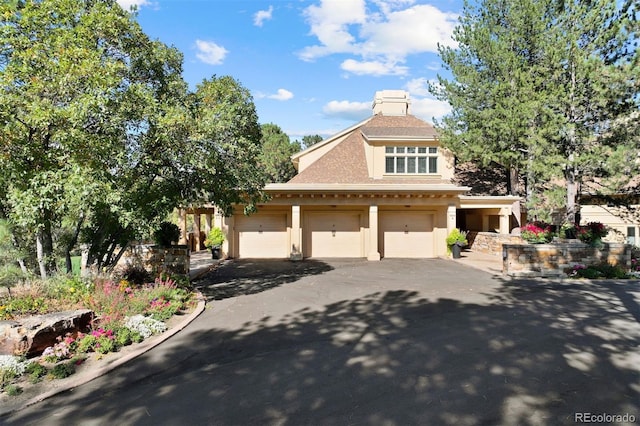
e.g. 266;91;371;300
3;260;639;426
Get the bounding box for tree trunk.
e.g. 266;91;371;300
36;231;48;280
566;163;578;225
506;164;520;196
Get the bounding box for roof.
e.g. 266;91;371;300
289;113;445;185
360;114;438;140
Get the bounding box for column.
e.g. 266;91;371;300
499;207;510;234
204;212;212;235
482;215;490;232
290;205;302;260
178;208;188;245
193;213;201;251
368;205;381;261
447;204;457;234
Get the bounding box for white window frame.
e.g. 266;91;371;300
385;146;438;175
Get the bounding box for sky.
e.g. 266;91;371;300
117;0;463;141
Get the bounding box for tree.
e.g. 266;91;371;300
0;1;266;277
258;123;300;183
432;0;639;223
301;134;323;149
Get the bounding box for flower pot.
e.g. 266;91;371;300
451;244;462;259
211;247;221;259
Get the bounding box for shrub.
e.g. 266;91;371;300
49;362;75;379
567;263;628;279
153;222;181;247
521;221;553;243
204;227;225;249
25;362;48;384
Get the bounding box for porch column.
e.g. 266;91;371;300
221;213;232;258
290;205;302;261
193;213;201;251
447;204;457;234
204;211;212;235
499;207;510;234
178;208;188;245
368;205;381;261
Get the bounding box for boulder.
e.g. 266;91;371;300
0;309;93;358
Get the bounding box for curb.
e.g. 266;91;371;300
0;291;207;417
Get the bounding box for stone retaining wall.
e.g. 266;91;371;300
502;242;631;277
468;232;524;256
117;244;190;279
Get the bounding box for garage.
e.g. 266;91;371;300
235;213;289;258
304;212;363;258
379;211;434;258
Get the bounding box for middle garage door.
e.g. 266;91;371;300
304;212;363;258
379;211;434;258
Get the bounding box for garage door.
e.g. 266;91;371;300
235;214;288;258
304;212;362;258
379;212;434;258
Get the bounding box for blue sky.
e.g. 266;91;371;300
117;0;462;141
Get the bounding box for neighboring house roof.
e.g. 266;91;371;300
289;113;448;185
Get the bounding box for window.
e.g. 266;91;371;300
385;146;438;174
627;227;636;246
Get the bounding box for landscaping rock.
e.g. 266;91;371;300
0;309;93;357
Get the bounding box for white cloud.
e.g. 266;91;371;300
322;99;371;121
195;40;228;65
299;1;458;76
405;77;433;97
255;89;294;101
341;58;408;76
269;89;294;101
254;5;274;27
117;0;152;10
409;96;451;122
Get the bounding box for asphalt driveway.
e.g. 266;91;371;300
3;258;639;425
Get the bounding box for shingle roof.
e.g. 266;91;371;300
289;114;448;185
360;114;438;139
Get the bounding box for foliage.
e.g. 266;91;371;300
49;362;75;380
432;0;640;221
446;228;468;247
567;263;628;279
124;315;167;339
0;220;27;293
153;222;181;247
576;222;608;245
0;355;29;390
300;135;323;149
204;227;225;249
113;265;151;286
446;229;468;254
0;295;48;320
25;362;48;384
258;123;300;183
521;221;553;244
0;1;267;276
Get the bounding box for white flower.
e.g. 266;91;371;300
124;315;167;339
0;355;29;377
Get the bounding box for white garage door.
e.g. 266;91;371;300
379;212;434;258
304;212;362;258
235;214;288;258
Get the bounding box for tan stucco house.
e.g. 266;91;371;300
210;90;520;260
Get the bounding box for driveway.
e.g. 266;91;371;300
3;259;639;425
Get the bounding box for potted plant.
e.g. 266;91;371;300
520;221;553;244
446;228;468;259
204;227;225;259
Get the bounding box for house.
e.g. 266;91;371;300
212;90;520;260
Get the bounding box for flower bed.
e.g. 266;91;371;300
0;273;195;396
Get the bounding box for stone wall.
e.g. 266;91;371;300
468;232;524;256
502;242;631;277
117;244;190;279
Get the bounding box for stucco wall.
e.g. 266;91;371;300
502;242;631;278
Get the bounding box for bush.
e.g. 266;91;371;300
153;221;181;247
521;221;553;243
204;227;224;249
567;263;628;279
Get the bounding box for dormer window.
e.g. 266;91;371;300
385;146;438;174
